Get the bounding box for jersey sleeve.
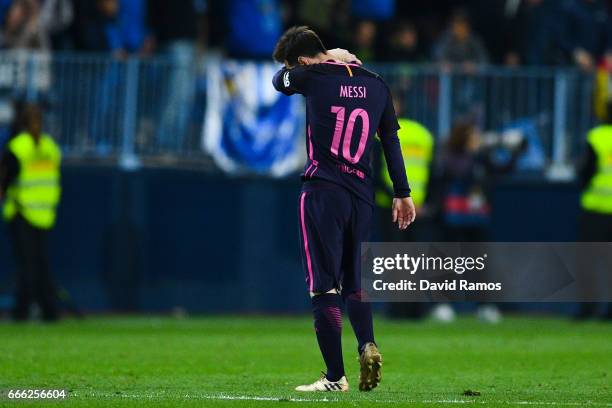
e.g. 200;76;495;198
272;66;311;96
378;86;400;135
378;88;411;198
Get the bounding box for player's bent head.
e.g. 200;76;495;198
273;26;327;68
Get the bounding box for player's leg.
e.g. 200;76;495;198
296;186;350;391
311;292;344;381
341;198;382;391
342;197;375;352
344;289;381;392
344;290;375;353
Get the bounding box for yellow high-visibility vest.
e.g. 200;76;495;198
581;125;612;214
376;119;434;208
3;132;62;229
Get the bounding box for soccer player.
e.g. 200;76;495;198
272;26;415;392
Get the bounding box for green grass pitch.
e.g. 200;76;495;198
0;316;610;407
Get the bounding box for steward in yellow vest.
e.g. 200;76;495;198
577;101;612;320
0;104;61;321
580;124;612;215
376;118;434;209
2;131;62;229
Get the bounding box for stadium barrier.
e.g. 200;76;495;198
0;165;581;313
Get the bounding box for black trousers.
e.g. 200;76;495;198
577;210;612;318
9;214;58;321
579;210;612;241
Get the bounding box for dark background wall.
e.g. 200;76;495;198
0;166;581;313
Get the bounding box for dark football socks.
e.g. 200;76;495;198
311;293;345;382
344;290;375;354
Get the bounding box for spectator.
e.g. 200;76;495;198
383;21;424;63
225;0;282;59
439;121;526;242
148;0;206;52
511;0;565;66
41;0;74;50
1;0;72;50
76;0;150;56
352;20;377;63
75;0;151;152
116;0;151;56
467;0;534;66
293;0;343;47
560;0;612;71
148;0;207;148
434;10;488;69
75;0;120;53
436;122;526;323
2;0;48;50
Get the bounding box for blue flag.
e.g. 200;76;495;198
203;60;305;176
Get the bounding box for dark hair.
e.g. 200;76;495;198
447;121;475;154
272;26;326;66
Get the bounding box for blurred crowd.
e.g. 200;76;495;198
0;0;611;70
0;0;207;57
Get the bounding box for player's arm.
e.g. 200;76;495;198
272;48;360;96
272;65;311;96
378;89;416;230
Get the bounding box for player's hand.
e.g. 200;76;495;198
326;48;362;65
392;197;416;230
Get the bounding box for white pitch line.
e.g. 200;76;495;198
84;392;612;407
201;395;612;406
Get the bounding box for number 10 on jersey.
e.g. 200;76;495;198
330;106;370;164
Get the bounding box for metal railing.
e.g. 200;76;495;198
377;65;595;168
0;51;597;172
0;51;207;168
